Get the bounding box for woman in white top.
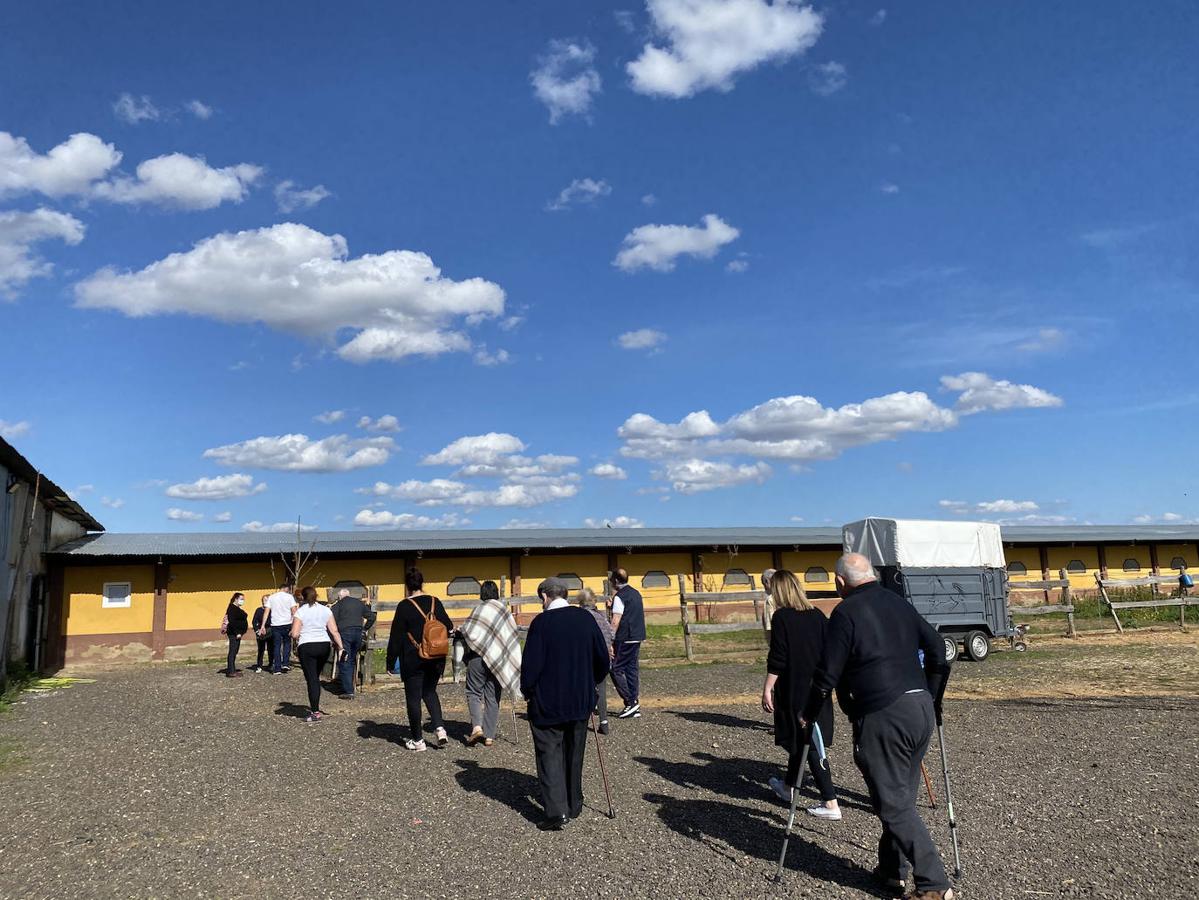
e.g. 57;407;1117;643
290;586;344;723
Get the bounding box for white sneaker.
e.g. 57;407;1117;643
404;738;427;752
768;776;792;804
435;726;448;746
806;804;842;821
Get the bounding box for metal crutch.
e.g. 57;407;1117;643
772;723;813;881
937;723;963;879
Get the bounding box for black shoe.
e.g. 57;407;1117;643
568;807;583;819
598;720;610;735
537;816;567;832
617;703;641;719
281;666;291;673
872;865;908;891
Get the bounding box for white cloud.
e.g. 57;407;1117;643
940;499;1039;515
0;419;31;439
641;193;658;206
166;507;204;522
212;511;232;523
584;516;645;528
941;372;1064;415
614;213;739;272
0;208;85;298
807;61;847;96
869;8;886;25
113;93;161;124
501;518;549;529
360;479;577;509
165;473;268;501
100;496;125;509
203;433;395;472
422;432;527;467
627;0;823;98
725;258;749;273
1016;327;1064;353
473;346;511;367
617;328;668;351
531;40;602;123
314;410;346;424
274;179;331;213
660;458;771;493
241;520;318;533
92;153;262;209
74;223;505;364
546;177;611;211
357;414;401;433
499;315;525;331
589;463;628;480
880;182;900;195
186;100;214;120
353;510;468;529
0;131;121;198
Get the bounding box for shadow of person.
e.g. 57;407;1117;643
273;701;310;719
670;710;772;731
454;759;543;823
356;719;409;745
643;792;887;897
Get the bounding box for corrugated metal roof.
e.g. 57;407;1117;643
0;436;104;533
48;523;1199;559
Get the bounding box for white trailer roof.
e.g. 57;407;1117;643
843;518;1006;569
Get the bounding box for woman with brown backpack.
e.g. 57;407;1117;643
386;567;455;752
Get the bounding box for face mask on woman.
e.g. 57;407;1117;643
235;598;245;607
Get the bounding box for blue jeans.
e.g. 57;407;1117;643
611;642;641;706
339;629;363;694
271;624;292;672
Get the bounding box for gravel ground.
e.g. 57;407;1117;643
0;660;1196;899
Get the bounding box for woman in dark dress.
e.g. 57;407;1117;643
761;569;841;820
385;567;455;752
224;593;249;678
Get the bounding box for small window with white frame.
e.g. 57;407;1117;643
102;581;132;609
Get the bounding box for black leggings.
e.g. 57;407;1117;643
226;635;241;673
297;642;331;713
787;738;838;803
403;658;446;740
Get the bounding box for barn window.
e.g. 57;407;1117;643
556;573;583;591
1065;560;1086;574
641;570;670;589
804;566;830;583
1122;558;1141;573
723;568;751;586
102;582;132;609
1006;562;1027;575
446;576;482;596
332;580;367;599
1170;556;1187;571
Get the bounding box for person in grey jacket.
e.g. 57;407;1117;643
332;588;377;699
575;587;614;734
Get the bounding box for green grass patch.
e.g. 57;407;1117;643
0;663;38;713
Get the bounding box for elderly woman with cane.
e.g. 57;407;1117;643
458;580;522;746
761;569;841;820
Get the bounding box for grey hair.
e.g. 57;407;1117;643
835;553;877;587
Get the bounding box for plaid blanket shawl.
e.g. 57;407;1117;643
459;599;523;698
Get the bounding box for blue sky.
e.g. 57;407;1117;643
2;0;1197;534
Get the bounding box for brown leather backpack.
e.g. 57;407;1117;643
406;596;449;659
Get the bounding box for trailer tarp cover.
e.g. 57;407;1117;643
843;518;1006;569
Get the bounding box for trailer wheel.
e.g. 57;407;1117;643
965;630;990;662
942;635;959;664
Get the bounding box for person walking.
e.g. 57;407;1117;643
224;592;248;678
386;567;454;752
802;553;953;900
760;570;840;820
290;586;344;724
521;578;610;831
609;568;646;720
761;567;777;633
251;594;273;673
265;579;298;675
332;588;377;700
575;586;615;734
458;580;521;746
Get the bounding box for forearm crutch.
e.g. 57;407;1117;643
937;723;963;879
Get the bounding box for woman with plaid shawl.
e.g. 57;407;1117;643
458;580;522;745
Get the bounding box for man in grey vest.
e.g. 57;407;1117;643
609;567;646;719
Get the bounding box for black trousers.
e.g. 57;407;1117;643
297;641;331;713
226;635;241;673
854;691;948;893
403;658;446;740
255;634;274;669
786;734;837;802
530;719;588;820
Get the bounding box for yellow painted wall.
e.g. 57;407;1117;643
1104;544;1148;577
64;565;155;635
1004;545;1044;586
615;552;692;610
1157;543;1197;572
697;551;773;593
1046;546;1100;589
521;553;609;595
780;550;840;590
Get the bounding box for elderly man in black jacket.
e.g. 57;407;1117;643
521;577;610;831
803;553;953;900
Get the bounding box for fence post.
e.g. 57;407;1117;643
678;574;693;662
1060;569;1076;638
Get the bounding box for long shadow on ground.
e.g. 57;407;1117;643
643;793;888;897
273;702;310;719
357;719;407;746
454;759;542;823
670;710;772;731
635;752;875;814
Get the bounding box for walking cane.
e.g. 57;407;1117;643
937;723;963;880
511;696;520;746
589;711;616;819
921;762;938;808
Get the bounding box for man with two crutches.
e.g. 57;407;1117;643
797;553;956;900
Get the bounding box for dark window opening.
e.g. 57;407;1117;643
1122;558;1141;573
1065;560;1086;574
723;568;750;586
804;566;830;583
1006;562;1028;575
556;573;583;591
641;570;670;589
446;576;482;596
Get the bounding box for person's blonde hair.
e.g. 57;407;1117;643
575;586;598;609
771;569;813;612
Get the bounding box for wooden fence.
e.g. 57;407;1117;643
1009;569;1077;637
1095;573;1199;633
677;573;768;662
